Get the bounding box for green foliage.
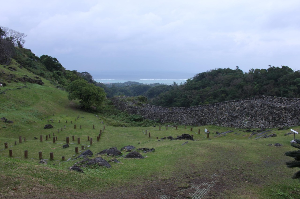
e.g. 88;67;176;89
13;48;52;78
151;66;300;107
103;81;169;98
67;79;106;110
40;55;63;72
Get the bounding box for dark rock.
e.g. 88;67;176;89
138;148;155;153
167;136;174;140
0;117;7;122
267;134;277;138
17;76;44;85
274;143;282;147
70;166;84;173
125;151;144;159
98;147;122;156
44;124;53;129
77;149;93;158
63;144;69;149
87;157;111;168
8;67;17;71
121;145;135;152
176;134;194;140
285;132;293;136
34;137;38;139
1;117;13;123
39;159;47;164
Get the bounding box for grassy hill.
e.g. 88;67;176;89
1;60;300;198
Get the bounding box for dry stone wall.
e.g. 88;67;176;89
111;96;300;128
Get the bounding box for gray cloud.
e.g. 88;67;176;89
1;0;300;78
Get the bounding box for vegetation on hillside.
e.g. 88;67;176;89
149;66;300;107
0;26;107;111
93;66;300;108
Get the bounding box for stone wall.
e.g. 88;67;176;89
110;96;300;128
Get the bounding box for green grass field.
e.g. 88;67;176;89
1;62;300;198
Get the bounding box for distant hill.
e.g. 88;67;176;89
149;66;300;107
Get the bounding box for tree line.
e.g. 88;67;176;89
149;66;300;107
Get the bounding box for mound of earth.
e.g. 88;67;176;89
98;147;122;156
125;151;144;159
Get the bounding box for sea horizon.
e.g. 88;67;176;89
94;78;188;85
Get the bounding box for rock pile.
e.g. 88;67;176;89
98;147;122;156
70;157;111;173
111;96;300;128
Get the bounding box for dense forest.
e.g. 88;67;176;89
149;66;300;107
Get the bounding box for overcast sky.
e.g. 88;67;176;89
1;0;300;79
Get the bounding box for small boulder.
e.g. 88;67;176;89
77;149;93;158
125;151;144;159
274;143;282;147
44;124;53;129
39;159;47;164
176;134;194;140
268;134;277;138
121;145;135;152
167;136;174;140
63;144;69;149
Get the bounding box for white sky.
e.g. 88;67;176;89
1;0;300;79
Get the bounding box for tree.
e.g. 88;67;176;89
0;36;15;65
1;26;26;48
40;55;63;72
67;79;106;110
77;72;94;83
0;27;16;65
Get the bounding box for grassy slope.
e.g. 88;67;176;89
0;61;300;198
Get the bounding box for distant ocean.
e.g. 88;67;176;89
94;79;187;85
